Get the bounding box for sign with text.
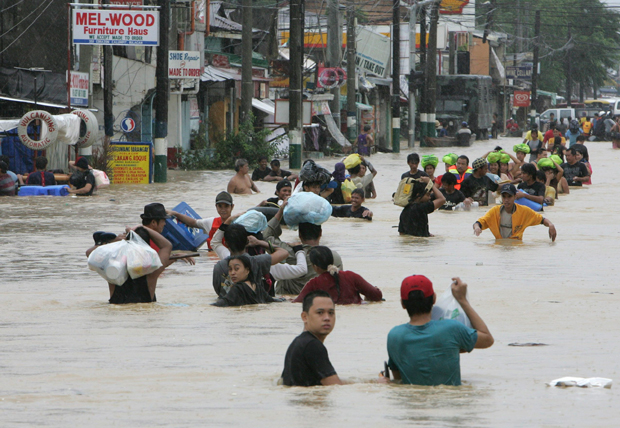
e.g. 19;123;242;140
68;71;89;107
168;51;202;79
72;9;159;45
506;66;533;80
514;91;531;107
110;142;152;184
356;28;390;78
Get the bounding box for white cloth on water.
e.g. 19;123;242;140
547;377;612;388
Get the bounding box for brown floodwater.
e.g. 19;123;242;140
0;136;617;426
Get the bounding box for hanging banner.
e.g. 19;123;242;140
68;71;90;107
168;51;202;79
110;142;153;184
72;9;159;46
514;91;531;107
356;28;390;78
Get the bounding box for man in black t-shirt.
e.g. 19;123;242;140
461;158;498;206
516;163;545;205
26;156;56;186
560;147;590;186
438;172;466;210
265;159;299;182
331;188;373;220
282;291;343;386
401;153;429;179
251;156;272;181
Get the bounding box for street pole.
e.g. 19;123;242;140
566;26;572;108
391;0;400;153
408;2;417;148
346;4;357;144
425;1;438;139
154;0;170;183
530;9;540;127
448;31;456;75
288;0;303;169
241;0;253;122
419;7;427;139
327;0;341;128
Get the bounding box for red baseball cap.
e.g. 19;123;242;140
400;275;434;300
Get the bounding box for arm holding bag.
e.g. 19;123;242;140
125;231;163;279
430;289;472;328
87;240;129;286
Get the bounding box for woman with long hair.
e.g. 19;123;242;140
293;246;382;305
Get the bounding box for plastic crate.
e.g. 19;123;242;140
162;202;209;251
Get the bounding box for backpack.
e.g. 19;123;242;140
394;177;416;207
569;119;580;133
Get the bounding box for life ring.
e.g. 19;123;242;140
17;110;58;150
71;109;98;148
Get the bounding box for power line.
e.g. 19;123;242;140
0;0;47;40
0;0;25;14
0;1;53;55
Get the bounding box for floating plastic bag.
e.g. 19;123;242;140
88;239;129;286
299;159;332;185
547;377;612;388
344;153;362;170
125;231;162;279
341;179;356;203
234;210;268;234
430;289;472;328
283;192;332;229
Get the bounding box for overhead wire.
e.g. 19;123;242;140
0;1;54;55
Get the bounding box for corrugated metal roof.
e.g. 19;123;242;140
201;66;239;82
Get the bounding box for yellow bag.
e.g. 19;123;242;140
394;177;416;207
344;154;362;170
341;179;356;203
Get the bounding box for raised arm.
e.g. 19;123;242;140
451;278;494;349
167;210;198;228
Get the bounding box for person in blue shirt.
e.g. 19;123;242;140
386;275;494;386
565;119;583;147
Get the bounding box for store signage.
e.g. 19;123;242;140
110;142;152;184
168;51;202;79
72;9;159;46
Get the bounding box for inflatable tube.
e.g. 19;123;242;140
71;109;98;148
17;110;58;150
515;191;544;211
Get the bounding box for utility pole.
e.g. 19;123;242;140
241;0;253;122
102;0;114;156
566;26;572;108
346;4;357;143
327;0;342;128
154;0;170;183
418;7;427;140
530;9;540;127
391;0;400;153
448;31;456;75
424;1;439;139
288;0;303;169
408;2;418;148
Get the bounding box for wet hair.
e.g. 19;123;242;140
568;147;578;156
131;226;151;244
363;125;371;132
351;188;365;199
309;246;340;298
409;180;429;202
575;145;589;161
258;155;268;162
270;159;281;167
224;224;249;253
302;181;321;191
521;163;537;179
407;153;420;164
457;155;469;164
228;255;253;283
302;290;333;313
298;222;321;241
403;290;434;316
441;172;457;185
35;156;48;170
234;158;248;172
0;161;7;173
536;170;546;182
576;135;586;143
347;164;361;175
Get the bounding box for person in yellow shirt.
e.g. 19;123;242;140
473;184;557;241
582;118;593;137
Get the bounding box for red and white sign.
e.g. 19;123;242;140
317;67;347;89
68;71;90;107
168;51;202;79
72;9;159;46
514;91;531;107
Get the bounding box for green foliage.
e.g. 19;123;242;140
177;116;285;170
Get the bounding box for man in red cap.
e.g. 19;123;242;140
385;275;494;386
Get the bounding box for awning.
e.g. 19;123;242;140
201;65;239;82
0;119;19;133
356;102;373;111
252;98;275;115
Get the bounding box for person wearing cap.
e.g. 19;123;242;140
385;275;493;386
68;157;95;196
457;121;471;136
281;290;343;386
260;179;292;208
331;188;373;220
473;183;557;241
460;158;499;206
168;191;234;250
448;155;472;191
264;159;298;182
228;158;260;194
398;176;445;237
0;161;16;196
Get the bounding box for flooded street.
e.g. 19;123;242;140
0;136;618;427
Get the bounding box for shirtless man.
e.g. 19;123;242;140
228;158;260;195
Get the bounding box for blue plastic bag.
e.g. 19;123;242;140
234;210;268;234
283;192;332;229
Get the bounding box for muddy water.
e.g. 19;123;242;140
0;137;618;426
